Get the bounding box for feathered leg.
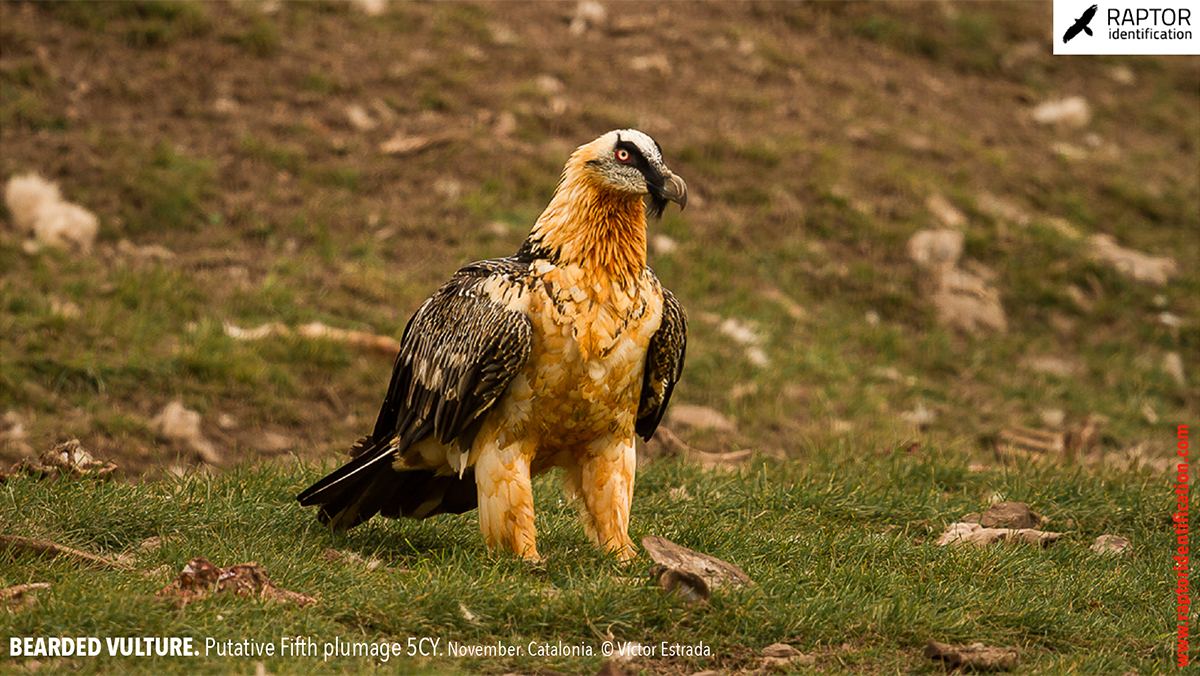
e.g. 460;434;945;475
475;443;540;561
563;437;637;560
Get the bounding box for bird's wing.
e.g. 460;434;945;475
636;285;687;441
297;258;532;514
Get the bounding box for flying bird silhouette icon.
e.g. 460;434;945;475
1063;4;1098;43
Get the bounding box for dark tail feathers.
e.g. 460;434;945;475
297;437;477;530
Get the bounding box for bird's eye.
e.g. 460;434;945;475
615;148;630;163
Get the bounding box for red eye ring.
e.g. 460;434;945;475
615;148;630;162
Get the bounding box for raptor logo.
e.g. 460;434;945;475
1063;4;1099;42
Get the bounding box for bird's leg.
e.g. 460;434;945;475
475;444;540;561
564;437;637;561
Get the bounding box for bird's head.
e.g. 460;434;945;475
574;129;688;219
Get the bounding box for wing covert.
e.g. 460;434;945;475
371;259;532;455
636;286;687;441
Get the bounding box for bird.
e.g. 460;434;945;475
297;129;688;562
1063;4;1098;43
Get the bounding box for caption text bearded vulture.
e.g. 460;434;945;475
297;130;688;561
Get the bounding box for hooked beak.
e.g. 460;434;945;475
660;172;688;210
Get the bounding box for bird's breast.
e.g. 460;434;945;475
506;261;664;450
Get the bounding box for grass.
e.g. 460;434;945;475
0;451;1177;674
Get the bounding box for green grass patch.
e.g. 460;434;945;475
0;455;1177;674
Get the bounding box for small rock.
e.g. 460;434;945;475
1031;96;1090;127
925;640;1018;671
1088;234;1177;285
761;643;800;659
1108;64;1136;85
936;522;1061;548
629;54;672;76
901;403;936;430
651;234;679;255
345;104;376;131
151;401;221;465
350;0;386;16
1024;355;1078;377
1090;534;1131;557
908;229;963;268
932;267;1008;334
493;111;517;138
1041;409;1066;428
926;194;966;228
535;74;564;95
1051;142;1088;161
980;502;1041;529
251;431;293;453
1164;352;1185;386
569;0;607;36
213;97;239;116
977;192;1030;227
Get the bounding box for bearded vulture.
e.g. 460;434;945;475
297;129;688;561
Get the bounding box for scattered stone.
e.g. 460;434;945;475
926;194;966;228
1000;41;1043;72
651;234;679;255
535;74;565;95
761;286;806;321
758;642;815;672
1091;534;1132;557
908;229;963;269
151;401;222;465
932;266;1008;334
488;22;519;46
977;192;1031;227
1163;352;1185;386
643;535;752;605
596;659;637;676
1051;141;1088;161
157;557;316;607
1108;64;1136;85
433;177;463;200
935;522;1062;548
345;104;377;131
1031;96;1090;127
493;111;518;138
1023;355;1078;377
900;403;936;430
569;0;607;36
925;641;1018;671
980;502;1041;529
212;96;239;115
350;0;386;16
1041;409;1065;428
667;405;736;432
1141;402;1159;424
629;54;672;76
1088;234;1177;285
251;431;293;453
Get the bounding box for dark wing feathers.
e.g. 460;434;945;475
296;259;532;526
636;286;687;441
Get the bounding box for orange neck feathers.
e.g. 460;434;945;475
528;154;648;287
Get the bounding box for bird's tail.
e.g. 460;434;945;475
297;434;478;529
